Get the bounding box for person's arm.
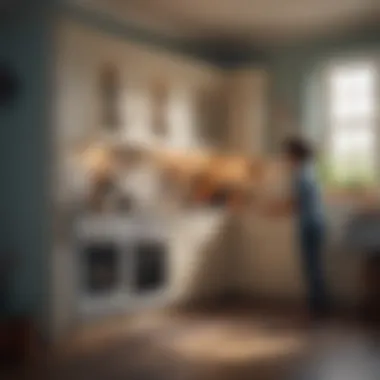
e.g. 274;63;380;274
259;172;303;217
259;198;296;217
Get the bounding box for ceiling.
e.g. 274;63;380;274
73;0;380;46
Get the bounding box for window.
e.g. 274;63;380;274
325;61;378;188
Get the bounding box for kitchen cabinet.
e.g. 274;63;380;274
236;213;303;298
224;69;269;155
195;84;228;150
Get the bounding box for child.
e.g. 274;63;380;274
263;137;329;318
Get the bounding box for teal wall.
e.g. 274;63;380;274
0;2;53;329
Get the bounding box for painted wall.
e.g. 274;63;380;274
0;2;52;331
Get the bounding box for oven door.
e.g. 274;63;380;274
78;238;132;316
132;240;168;294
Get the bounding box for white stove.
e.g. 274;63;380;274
74;214;170;318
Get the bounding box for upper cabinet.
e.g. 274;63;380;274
55;20;222;152
55;20;269;159
224;69;269;156
99;64;122;133
195;84;228;150
151;80;170;139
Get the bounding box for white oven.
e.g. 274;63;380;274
74;214;170;319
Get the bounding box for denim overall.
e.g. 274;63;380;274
294;163;328;313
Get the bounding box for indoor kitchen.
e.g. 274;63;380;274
1;0;380;379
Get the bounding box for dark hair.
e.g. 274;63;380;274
283;137;313;162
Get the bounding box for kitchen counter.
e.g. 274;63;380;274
74;209;225;240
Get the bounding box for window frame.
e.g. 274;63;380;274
319;57;380;192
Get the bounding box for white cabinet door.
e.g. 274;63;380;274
236;213;304;298
225;69;268;155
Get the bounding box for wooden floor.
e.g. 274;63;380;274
3;305;380;380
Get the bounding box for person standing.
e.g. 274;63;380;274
262;137;329;318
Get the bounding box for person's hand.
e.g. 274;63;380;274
253;200;279;217
255;199;293;218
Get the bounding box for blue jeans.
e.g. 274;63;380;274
299;222;328;313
